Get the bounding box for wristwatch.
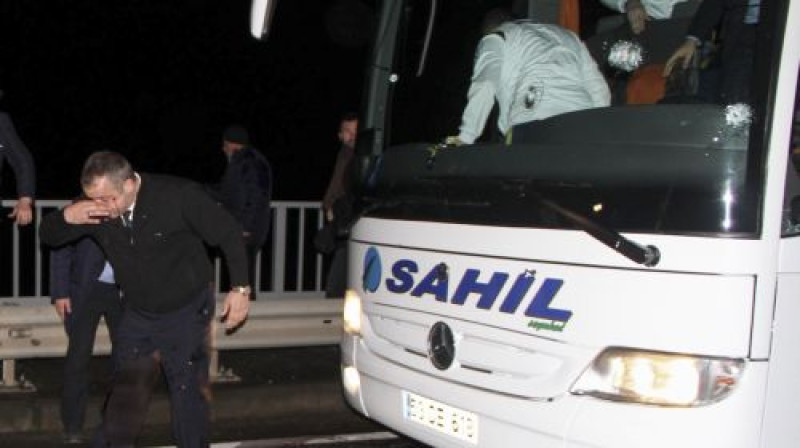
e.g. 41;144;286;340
231;286;252;296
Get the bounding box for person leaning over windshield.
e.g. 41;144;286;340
451;8;610;145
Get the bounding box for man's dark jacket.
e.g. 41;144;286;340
40;174;248;313
50;237;109;305
688;0;753;63
219;146;272;246
0;112;35;199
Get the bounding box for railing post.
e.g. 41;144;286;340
207;312;241;384
271;206;287;293
255;250;262;294
2;359;17;388
297;207;306;288
316;212;324;291
0;359;35;392
12;223;20;298
35;206;43;298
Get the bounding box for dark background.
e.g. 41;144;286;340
0;0;374;200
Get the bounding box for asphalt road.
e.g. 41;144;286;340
0;346;427;447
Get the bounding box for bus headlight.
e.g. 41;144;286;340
343;289;362;335
571;347;745;407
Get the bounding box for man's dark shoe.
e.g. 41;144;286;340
62;431;85;444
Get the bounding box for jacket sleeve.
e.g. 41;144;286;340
39;208;93;248
0;113;36;199
687;0;724;42
182;183;249;286
458;35;503;144
49;244;75;301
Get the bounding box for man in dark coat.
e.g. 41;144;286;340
216;124;272;300
0;101;36;225
40;151;250;447
663;0;760;104
50;237;122;444
321;113;358;298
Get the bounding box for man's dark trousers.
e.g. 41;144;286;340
62;281;122;434
93;288;214;447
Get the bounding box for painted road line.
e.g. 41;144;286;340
152;431;400;448
304;431;398;444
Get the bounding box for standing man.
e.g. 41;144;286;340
50;237;122;445
0;90;36;226
321;113;358;298
454;9;610;145
215;125;272;300
39;151;250;447
663;0;759;105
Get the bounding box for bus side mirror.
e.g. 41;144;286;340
250;0;277;40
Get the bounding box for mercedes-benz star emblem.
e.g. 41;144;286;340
428;321;455;370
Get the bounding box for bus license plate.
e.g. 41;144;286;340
402;391;479;444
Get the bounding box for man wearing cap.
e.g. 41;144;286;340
214;125;272;300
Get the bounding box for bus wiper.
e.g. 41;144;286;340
535;195;661;267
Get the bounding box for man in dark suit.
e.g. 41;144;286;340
40;151;250;447
0;100;36;226
663;0;760;104
50;237;122;444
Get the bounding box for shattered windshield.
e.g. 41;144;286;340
365;0;777;236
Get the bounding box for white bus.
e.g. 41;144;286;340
251;0;800;445
317;0;800;446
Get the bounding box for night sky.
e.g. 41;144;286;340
0;0;372;200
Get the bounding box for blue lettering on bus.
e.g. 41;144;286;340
499;271;536;313
524;278;571;321
451;269;508;309
367;248;572;324
385;259;418;294
411;265;448;302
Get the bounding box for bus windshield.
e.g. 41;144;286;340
363;0;781;237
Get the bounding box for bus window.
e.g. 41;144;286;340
371;0;769;237
783;69;800;237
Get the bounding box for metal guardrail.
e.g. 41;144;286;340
0;295;343;388
0;199;342;390
1;199;329;297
